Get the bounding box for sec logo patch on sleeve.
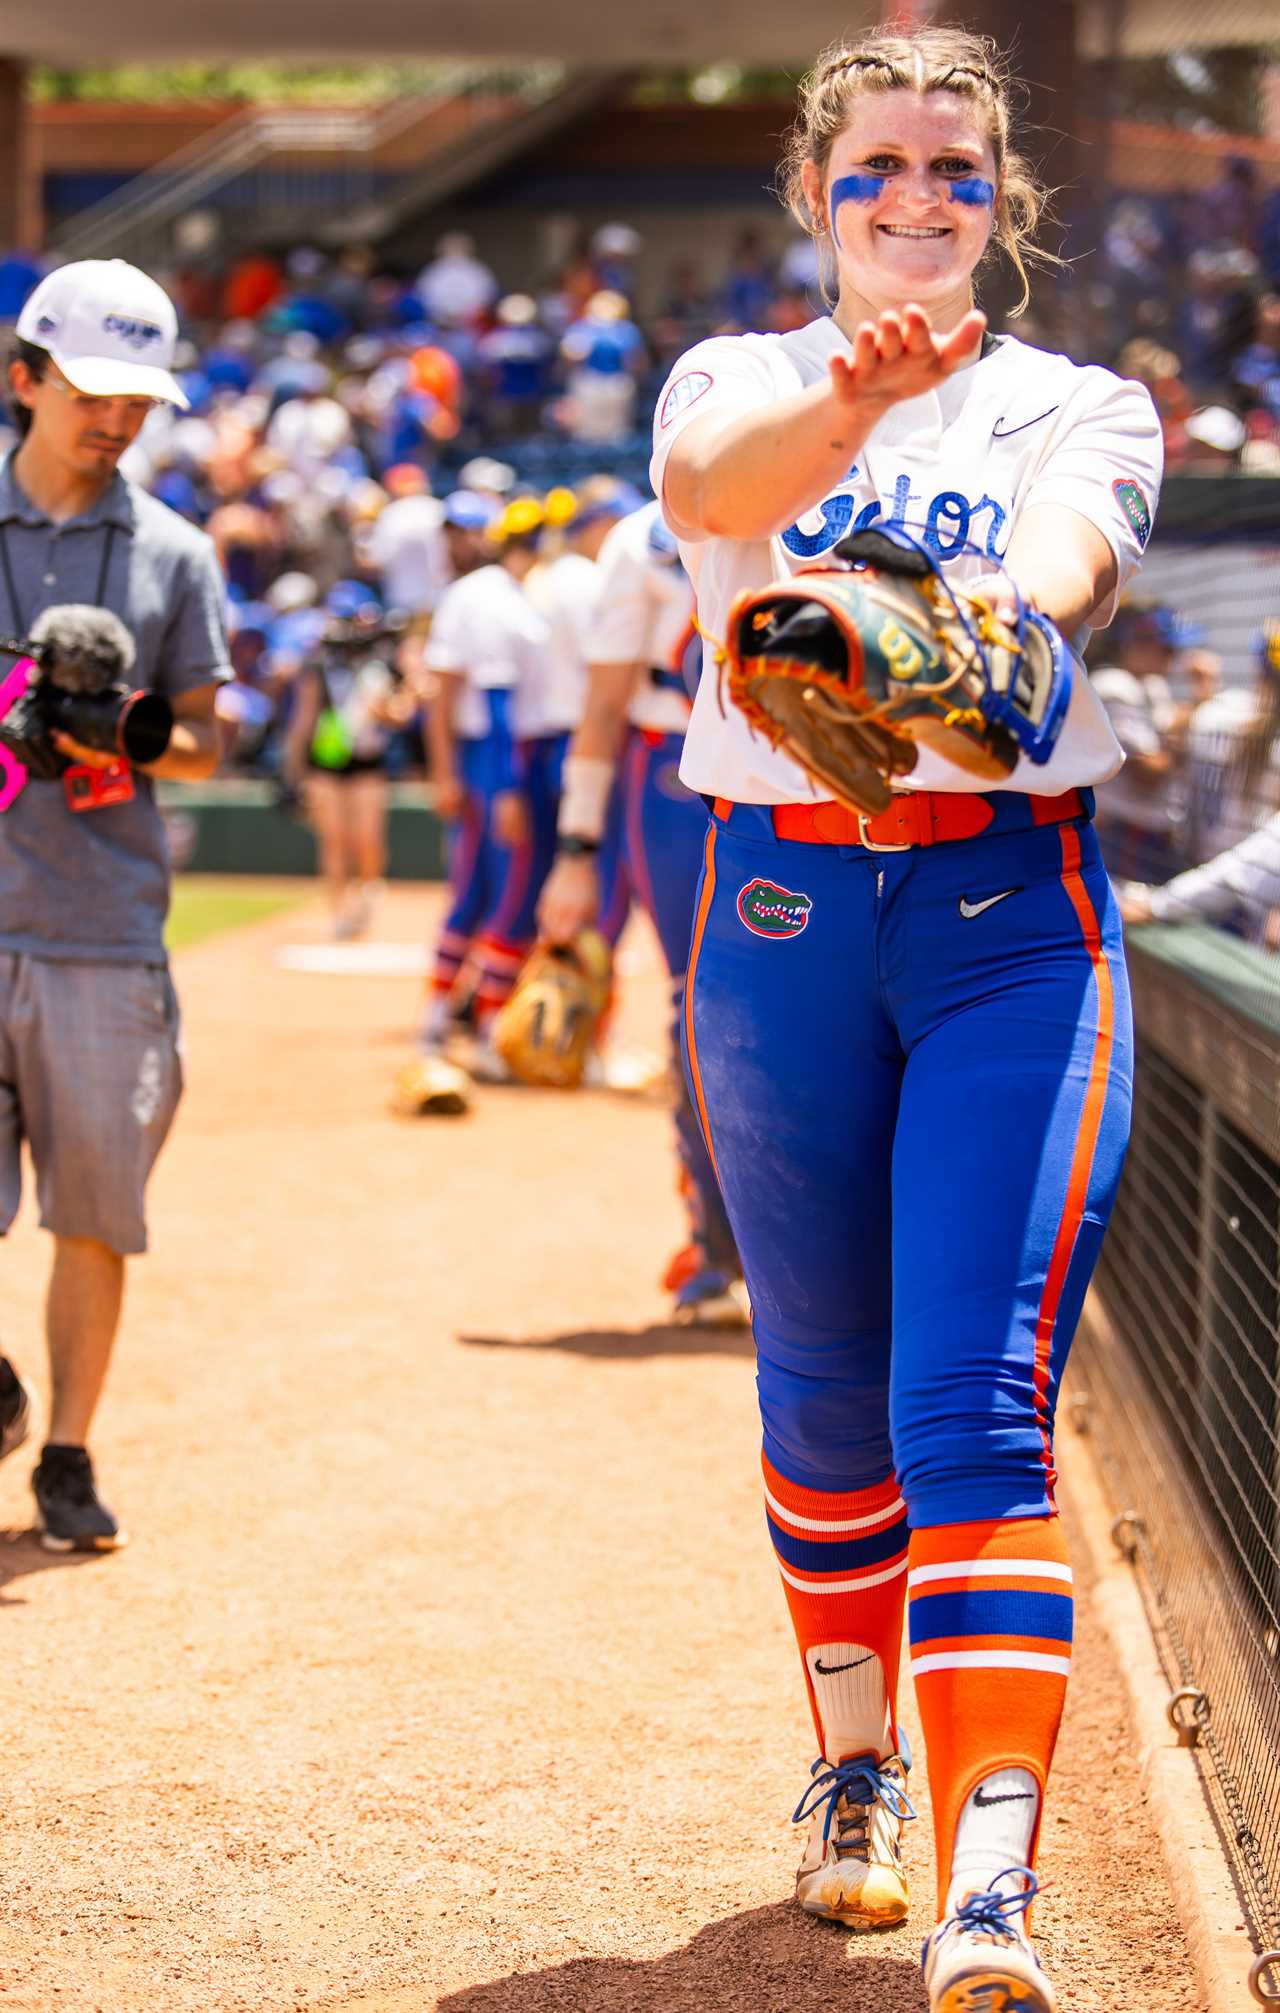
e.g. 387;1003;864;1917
1113;478;1152;549
660;371;713;428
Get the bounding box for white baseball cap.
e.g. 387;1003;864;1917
16;259;188;408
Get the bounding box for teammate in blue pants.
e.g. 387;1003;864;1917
540;500;743;1324
414;500;563;1099
650;25;1163;2011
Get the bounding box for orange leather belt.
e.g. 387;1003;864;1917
712;789;1086;850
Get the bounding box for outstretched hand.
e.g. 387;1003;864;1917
830;305;987;413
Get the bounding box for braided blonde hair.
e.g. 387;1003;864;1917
779;28;1059;316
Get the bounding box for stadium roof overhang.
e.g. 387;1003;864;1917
0;0;1271;64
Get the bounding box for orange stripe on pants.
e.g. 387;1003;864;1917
1030;825;1116;1504
683;825;720;1183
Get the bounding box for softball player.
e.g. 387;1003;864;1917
417;498;563;1088
539;499;745;1324
653;29;1162;2012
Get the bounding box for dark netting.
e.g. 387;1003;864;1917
1065;34;1279;1953
1077;909;1280;1962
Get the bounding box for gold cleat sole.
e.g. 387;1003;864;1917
933;1969;1056;2013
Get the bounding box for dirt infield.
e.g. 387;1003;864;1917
0;885;1203;2013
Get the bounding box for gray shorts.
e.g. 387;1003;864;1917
0;953;183;1256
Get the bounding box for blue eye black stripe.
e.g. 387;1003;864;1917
947;176;995;207
829;172;887;244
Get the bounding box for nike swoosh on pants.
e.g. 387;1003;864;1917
958;889;1020;919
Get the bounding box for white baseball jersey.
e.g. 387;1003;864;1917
588;501;695;736
365;494;453;615
524;551;603;736
425;564;556;741
650;320;1165;803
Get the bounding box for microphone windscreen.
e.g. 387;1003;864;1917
28;606;136;691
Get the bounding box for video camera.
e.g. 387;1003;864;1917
0;606;173;782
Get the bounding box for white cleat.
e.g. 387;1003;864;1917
922;1868;1057;2013
466;1036;514;1085
794;1751;913;1931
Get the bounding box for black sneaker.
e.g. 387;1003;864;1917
0;1355;33;1462
32;1445;127;1553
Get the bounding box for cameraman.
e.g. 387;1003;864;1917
0;260;228;1551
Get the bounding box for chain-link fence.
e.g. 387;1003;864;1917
1066;24;1280;1953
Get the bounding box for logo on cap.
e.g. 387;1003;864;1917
103;315;163;351
35;314;58;338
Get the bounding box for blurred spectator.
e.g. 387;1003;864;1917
282;580;415;938
559;290;646;445
221;247;284;322
1183;620;1280;869
1193;155;1264;257
1116;338;1194;469
477;295;554;436
441;487;501;578
653;262;716;368
265;377;354;482
1232;293;1280;422
0;250;40;322
780;234;823;299
1180;402;1247;472
1091;604;1200;883
362;463;451;615
457;456;517;498
1103;198;1168;318
721;229;776;330
1119;810;1280;948
590;222;642;300
415;232;498;327
1180;245;1259;389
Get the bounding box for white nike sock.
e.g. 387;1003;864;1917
946;1766;1039;1914
805;1643;892;1765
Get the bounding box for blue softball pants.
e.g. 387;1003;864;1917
434;732;566;1015
682;795;1132;1528
609;728;737;1272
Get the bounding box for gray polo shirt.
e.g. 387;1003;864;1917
0;455;230;962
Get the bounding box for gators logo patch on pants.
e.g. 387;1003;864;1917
737;878;813;939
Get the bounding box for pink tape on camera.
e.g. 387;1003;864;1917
0;656;35;810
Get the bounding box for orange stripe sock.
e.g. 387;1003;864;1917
908;1516;1073;1913
763;1452;909;1764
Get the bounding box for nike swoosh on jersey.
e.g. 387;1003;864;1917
812;1653;874;1676
958;888;1021;918
973;1785;1037;1808
991;407;1059;438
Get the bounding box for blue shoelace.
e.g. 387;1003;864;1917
925;1867;1044;1972
792;1753;918;1847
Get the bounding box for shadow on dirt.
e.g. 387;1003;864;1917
457;1324;756;1362
442;1904;926;2013
319;1903;927;2013
0;1527;105;1602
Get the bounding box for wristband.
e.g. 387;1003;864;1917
556;833;601;859
557;754;615;843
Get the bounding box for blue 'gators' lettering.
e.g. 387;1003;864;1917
782;476;1009;563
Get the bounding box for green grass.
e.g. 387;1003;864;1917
166;877;307;951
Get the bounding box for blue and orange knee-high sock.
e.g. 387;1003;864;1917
763;1452;910;1765
908;1515;1074;1914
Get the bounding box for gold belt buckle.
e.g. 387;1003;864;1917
855;808;913;852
